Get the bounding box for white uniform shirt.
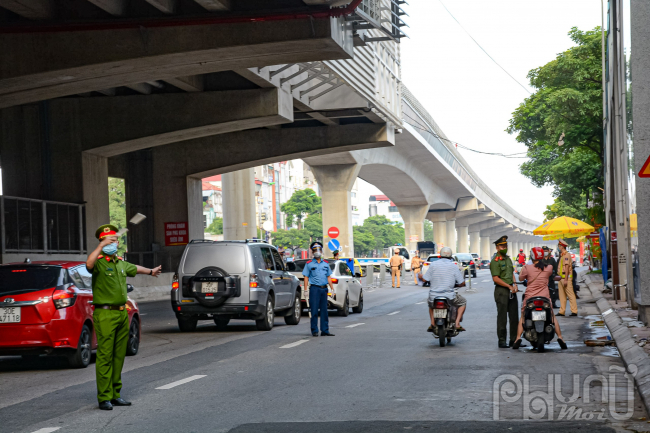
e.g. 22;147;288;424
422;258;464;300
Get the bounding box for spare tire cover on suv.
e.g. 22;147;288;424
191;266;234;308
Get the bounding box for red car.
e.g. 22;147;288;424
0;261;141;368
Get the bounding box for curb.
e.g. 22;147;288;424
582;271;650;414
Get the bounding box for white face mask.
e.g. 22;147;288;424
313;251;322;258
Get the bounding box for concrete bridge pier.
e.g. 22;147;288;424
398;204;430;253
457;225;469;253
222;168;257;241
311;164;360;258
469;229;481;256
446;219;457;252
480;236;492;262
427;214;448;250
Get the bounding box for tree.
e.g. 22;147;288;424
108;177;128;255
507;27;604;222
205;217;223;235
280;188;321;229
353;226;375;256
361;215;405;251
303;213;323;241
270;229;310;250
423;219;433;242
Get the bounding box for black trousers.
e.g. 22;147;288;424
494;286;519;344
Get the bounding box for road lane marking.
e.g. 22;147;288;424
481;280;490;283
345;323;365;328
387;311;400;315
31;429;60;433
280;339;309;349
366;290;375;292
156;375;206;390
416;302;426;305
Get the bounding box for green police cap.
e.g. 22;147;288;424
493;235;508;246
95;224;119;240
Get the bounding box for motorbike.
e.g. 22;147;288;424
521;295;556;352
430;293;460;347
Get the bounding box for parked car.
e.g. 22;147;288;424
0;261;141;368
454;253;477;278
471;253;480;264
479;259;491;269
287;259;364;316
171;239;302;332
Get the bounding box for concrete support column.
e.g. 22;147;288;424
446;219;457;252
432;221;447;249
82;153;110;252
311;164;360;258
511;240;519;256
186;177;204;242
222;168;257;241
457;225;469;253
399;204;430;253
469;230;481;255
480;236;491;261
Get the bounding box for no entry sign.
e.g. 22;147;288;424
327;227;340;238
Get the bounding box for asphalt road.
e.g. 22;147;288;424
1;269;648;433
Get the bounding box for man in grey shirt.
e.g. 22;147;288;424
419;247;467;332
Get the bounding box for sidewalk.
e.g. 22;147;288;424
580;270;650;415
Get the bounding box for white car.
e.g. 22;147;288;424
421;254;460;276
287;259;363;316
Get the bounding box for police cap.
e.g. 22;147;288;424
310;241;324;250
95;224;119;240
493;235;508;246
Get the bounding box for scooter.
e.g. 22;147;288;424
431;294;460;347
521;296;556;352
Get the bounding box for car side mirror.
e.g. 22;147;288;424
127;284;134;293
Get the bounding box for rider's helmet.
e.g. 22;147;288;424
439;246;453;258
530;247;544;261
520;248;523;252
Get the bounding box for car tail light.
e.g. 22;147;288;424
250;274;258;288
331;278;338;284
172;273;179;290
434;301;446;309
533;300;544;307
54;340;71;347
53;287;77;309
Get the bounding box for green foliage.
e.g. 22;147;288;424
280;188;321;229
423;219;434;242
303;213;323;241
507;27;605;222
205;217;223;235
270;229;310;250
360;215;405;251
108;178;128;255
353;226;376;256
543;197;585;222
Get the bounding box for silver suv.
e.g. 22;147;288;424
171;239;302;332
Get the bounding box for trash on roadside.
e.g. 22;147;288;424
640;341;647;347
626;321;645;328
589;320;605;327
585;339;617;347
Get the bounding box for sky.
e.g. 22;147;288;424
357;0;604;223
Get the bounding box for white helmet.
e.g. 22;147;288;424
440;246;453;258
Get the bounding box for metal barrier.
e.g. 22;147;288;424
1;195;85;254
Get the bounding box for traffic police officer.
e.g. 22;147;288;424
86;224;162;410
302;242;335;337
489;236;523;348
542;246;559;308
556;239;577;316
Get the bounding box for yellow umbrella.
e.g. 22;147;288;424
534;216;594;237
631;214;637;231
542;230;592;241
576;236;587;243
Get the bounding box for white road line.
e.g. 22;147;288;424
345;323;365;328
416;302;426;305
156;375;206;390
31;429;61;433
387;311;400;316
280;339;309;349
481;280;490;283
366;290;376;292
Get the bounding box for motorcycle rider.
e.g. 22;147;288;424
419;247;467;332
512;247;568;350
516;248;526;270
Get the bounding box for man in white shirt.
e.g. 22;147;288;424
419;247;467;332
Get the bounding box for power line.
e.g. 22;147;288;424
402;112;529;159
437;0;532;96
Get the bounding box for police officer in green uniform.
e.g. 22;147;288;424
489;236;525;348
86;224;162;410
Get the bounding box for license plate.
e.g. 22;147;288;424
0;307;21;323
201;282;220;293
532;310;546;321
433;309;447;318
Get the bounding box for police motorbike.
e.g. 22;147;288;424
430;285;463;347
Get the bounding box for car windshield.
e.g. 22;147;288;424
0;266;63;295
427;257;440;262
456;253;473;261
287;260;309;272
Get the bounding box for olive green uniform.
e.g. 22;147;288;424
88;255;137;403
490;254;519;345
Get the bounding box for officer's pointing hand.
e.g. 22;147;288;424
151;265;162;277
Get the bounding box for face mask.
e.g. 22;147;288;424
102;243;118;256
313;251;322;258
544;252;550;257
499;248;508;256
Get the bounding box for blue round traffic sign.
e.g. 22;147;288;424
328;239;341;252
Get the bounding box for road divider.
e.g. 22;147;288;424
156;375;206;390
280;340;310;349
345;323;365;328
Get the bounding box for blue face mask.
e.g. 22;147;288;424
102;243;118;256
